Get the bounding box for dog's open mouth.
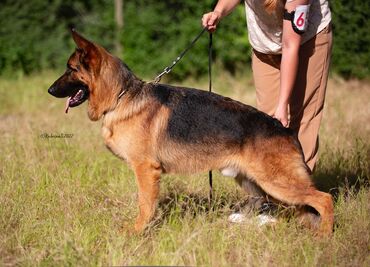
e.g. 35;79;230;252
65;87;89;113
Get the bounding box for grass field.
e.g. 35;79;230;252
0;72;369;266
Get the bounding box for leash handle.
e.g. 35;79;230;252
154;27;207;83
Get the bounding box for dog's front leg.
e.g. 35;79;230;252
132;161;162;233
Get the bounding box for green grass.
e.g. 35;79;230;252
0;72;369;266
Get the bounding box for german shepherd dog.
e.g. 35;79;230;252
48;30;334;236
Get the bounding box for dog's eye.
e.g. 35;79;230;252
67;64;78;72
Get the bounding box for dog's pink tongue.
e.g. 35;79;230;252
65;97;71;114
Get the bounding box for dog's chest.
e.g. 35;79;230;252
101;124;130;162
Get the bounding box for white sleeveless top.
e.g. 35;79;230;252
245;0;331;54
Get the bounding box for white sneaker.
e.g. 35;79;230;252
228;213;247;223
256;214;277;226
228;213;277;226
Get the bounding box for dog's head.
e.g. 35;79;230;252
48;29;123;121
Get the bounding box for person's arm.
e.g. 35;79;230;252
202;0;240;32
274;0;309;127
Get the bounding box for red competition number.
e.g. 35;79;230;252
296;12;305;27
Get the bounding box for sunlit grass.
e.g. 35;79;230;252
0;72;369;266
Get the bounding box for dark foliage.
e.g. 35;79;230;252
0;0;368;79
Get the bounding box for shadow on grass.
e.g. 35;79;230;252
152;187;287;230
313;139;370;198
148;187;260;230
313;141;369;198
313;170;369;199
156;191;231;217
150;172;369;230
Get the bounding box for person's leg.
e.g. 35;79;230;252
252;50;281;116
289;25;333;172
234;174;266;213
228;50;282;217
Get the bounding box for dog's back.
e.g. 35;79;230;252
150;83;293;143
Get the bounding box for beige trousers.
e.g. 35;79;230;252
252;25;333;172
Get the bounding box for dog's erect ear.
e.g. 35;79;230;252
71;28;102;69
71;29;93;50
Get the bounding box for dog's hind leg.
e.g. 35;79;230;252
132;161;162;233
301;191;334;236
244;157;334;236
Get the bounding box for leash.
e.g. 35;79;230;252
153;27;214;204
153;27;207;83
208;33;213;205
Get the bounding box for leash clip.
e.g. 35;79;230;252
153;72;164;84
164;66;171;74
154;67;172;84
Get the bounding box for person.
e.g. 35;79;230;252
202;0;332;221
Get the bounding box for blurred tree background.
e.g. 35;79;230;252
0;0;368;80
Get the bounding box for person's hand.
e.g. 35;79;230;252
273;103;289;127
202;10;222;32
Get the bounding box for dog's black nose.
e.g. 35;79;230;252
48;86;60;97
48;86;54;95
